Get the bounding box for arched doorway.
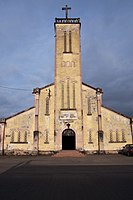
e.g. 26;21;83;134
62;129;75;150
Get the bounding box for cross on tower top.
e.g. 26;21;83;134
62;5;71;19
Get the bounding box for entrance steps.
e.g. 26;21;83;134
52;150;85;158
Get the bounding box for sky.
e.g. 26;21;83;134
0;0;133;118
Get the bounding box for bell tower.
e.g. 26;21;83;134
54;5;83;150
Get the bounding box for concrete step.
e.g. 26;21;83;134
52;150;85;158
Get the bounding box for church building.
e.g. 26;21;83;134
0;6;133;155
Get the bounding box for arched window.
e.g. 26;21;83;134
69;31;72;52
87;97;92;115
18;131;21;142
122;129;126;142
63;31;72;53
73;82;76;108
109;130;113;142
10;130;28;144
11;131;14;143
64;31;67;52
61;82;64;108
24;131;28;143
67;79;70;109
44;130;49;144
88;129;93;144
45;97;49;115
116;129;119;142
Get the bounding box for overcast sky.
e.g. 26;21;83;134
0;0;133;118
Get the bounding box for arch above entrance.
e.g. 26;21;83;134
62;129;75;150
62;128;75;136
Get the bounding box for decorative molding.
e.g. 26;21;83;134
55;18;80;24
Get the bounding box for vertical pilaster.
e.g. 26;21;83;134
32;88;40;153
96;88;104;153
0;119;6;155
67;79;70;109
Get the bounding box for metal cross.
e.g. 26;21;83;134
62;5;71;19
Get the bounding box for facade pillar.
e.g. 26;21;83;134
0;119;6;155
32;88;40;154
96;88;104;153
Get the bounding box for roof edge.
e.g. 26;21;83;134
82;82;97;90
39;82;54;90
102;105;131;119
5;106;35;120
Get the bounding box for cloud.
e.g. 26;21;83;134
0;0;133;117
81;2;133;117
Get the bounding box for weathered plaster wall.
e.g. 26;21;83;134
82;83;132;153
4;108;35;155
102;107;132;153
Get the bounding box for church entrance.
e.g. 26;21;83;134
62;129;75;150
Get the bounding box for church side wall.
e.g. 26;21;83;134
38;85;55;153
4;108;35;155
82;84;132;154
102;107;132;153
82;84;99;153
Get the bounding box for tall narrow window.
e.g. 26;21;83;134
88;129;93;143
63;31;72;53
24;131;27;143
61;83;64;108
109;130;113;142
116;129;119;142
87;97;92;115
18;131;21;143
122;129;126;142
44;130;49;144
45;97;49;115
73;82;76;108
69;31;72;52
67;79;70;109
11;131;14;143
64;31;67;52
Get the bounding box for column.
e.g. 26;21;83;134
0;119;6;155
32;88;40;153
96;88;103;153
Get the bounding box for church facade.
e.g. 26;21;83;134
0;7;133;155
